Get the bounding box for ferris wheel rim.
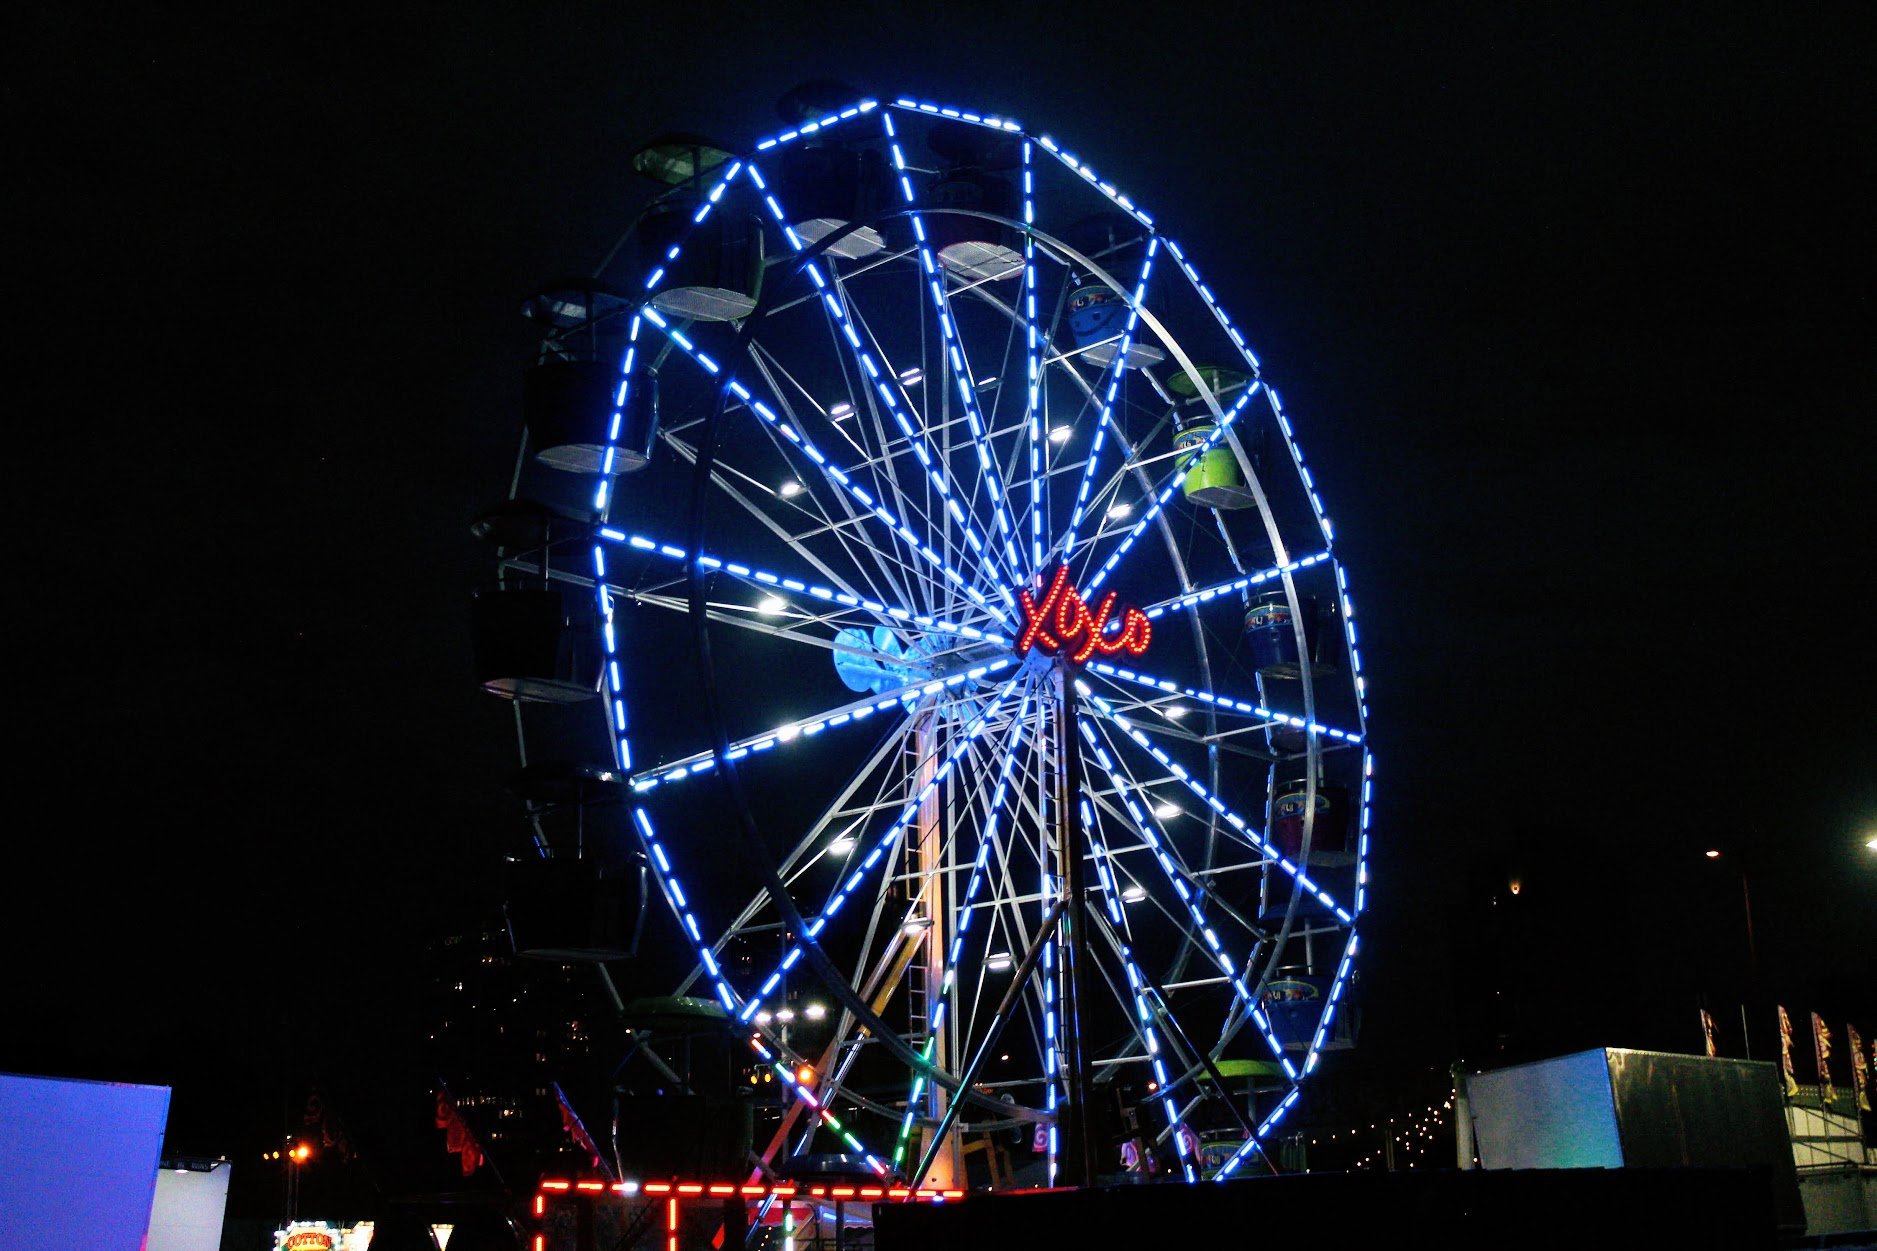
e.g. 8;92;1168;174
556;95;1373;1183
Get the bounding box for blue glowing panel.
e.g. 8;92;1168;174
0;1072;171;1250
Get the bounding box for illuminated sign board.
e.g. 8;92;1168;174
1017;566;1150;665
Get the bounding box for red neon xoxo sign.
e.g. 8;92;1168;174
1017;566;1152;665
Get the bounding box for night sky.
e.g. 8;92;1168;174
10;0;1872;1217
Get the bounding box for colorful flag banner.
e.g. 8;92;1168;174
435;1083;484;1177
1777;1006;1799;1096
552;1081;616;1180
1699;1008;1717;1058
1812;1013;1835;1106
1848;1024;1871;1113
303;1085;355;1163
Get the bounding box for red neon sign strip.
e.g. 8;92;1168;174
1017;566;1151;666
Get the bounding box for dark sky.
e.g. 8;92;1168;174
10;0;1872;1193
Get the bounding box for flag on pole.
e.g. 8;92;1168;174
1812;1013;1834;1106
435;1083;484;1177
552;1081;617;1180
303;1085;356;1163
1848;1024;1872;1113
1699;1008;1717;1058
1777;1006;1799;1096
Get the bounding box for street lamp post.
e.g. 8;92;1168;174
1704;849;1757;1057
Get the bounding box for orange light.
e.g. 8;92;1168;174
292;1143;312;1163
708;1184;735;1195
677;1183;704;1195
796;1065;816;1086
644;1183;672;1194
541;1180;572;1191
577;1181;605;1192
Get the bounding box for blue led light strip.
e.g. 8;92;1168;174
1354;751;1373;917
1041;858;1060;1185
597;312;647;517
1083;384;1261;593
1077;696;1354;924
892;693;1034;1166
1337;561;1372;729
1212;1088;1303;1181
1082;795;1197;1181
1302;930;1361;1072
594;526;1011;647
879;110;1027;586
1030;135;1153;230
741;162;1015;605
1158;242;1343;558
1073;716;1291;1075
1138;552;1331;618
631;808;890;1175
592;152;746;516
1022;139;1045;577
1073;717;1261;1036
635;304;1011;626
1083;698;1368;1093
1082;660;1362;745
752;99;880;152
735;681;1020;1026
630;658;1017;794
1060;240;1160;562
890;99;1024;133
1131;243;1373;729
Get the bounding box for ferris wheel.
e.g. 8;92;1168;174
476;85;1372;1192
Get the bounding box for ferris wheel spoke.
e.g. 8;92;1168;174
629;660;1015;795
1075;720;1300;1095
1058;240;1160;562
636;305;1014;627
1136;239;1345;558
745;161;1020;606
1084;700;1363;1097
1074;718;1260;993
876;112;1034;592
645;426;929;617
1019;140;1049;575
628;806;902;1174
1078;912;1200;1180
1082;660;1363;746
596;526;1013;647
891;688;1035;1168
733;679;1021;1025
1137;551;1334;618
1081;381;1263;594
1081;695;1354;925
